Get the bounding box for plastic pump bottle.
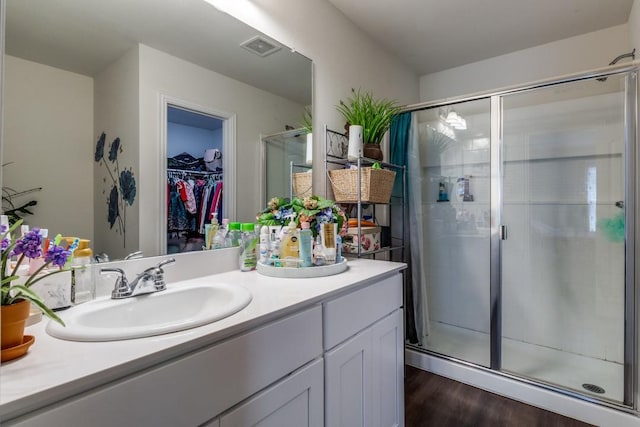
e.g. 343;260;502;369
239;223;258;271
213;218;229;249
259;226;269;264
299;222;313;268
226;222;242;247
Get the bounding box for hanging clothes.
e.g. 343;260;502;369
167;169;223;234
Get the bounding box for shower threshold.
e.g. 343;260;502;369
412;322;623;403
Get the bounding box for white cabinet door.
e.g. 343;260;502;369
325;327;373;427
371;309;404;427
220;358;324;427
325;309;404;427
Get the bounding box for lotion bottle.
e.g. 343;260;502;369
259;225;269;264
299;222;313;267
279;221;299;266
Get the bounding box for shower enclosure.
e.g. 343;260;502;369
406;65;637;409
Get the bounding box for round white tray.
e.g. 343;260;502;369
256;258;348;278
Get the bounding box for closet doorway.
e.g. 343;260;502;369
166;105;225;254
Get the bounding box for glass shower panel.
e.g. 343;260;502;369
418;99;491;367
262;129;309;204
500;75;627;403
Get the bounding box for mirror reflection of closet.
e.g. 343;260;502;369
166;105;224;254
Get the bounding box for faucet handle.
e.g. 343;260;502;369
101;268;131;299
155;258;176;270
142;258;175;291
124;250;143;260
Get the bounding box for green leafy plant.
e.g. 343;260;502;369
336;88;401;144
1;219;67;325
257;196;347;238
2;162;41;225
301;106;312;133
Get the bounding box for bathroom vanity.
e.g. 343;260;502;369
0;258;405;426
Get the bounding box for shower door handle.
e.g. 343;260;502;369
500;225;508;240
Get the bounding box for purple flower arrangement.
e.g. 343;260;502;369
1;220;69;325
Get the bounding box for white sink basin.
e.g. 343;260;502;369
46;280;252;341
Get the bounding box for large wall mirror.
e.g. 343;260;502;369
1;0;312;261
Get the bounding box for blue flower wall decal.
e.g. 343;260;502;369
95;133;136;247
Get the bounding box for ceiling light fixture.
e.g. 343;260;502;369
445;110;467;130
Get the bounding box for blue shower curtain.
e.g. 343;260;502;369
390;113;429;345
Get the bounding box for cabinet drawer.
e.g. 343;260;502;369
323;273;401;350
7;306;322;427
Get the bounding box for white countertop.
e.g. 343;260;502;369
0;258;405;420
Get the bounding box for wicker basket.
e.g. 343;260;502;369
292;172;313;198
328;167;396;203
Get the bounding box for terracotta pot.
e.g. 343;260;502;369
1;299;31;349
363;144;383;161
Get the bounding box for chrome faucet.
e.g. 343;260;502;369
101;258;176;299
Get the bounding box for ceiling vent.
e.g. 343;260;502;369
240;36;281;57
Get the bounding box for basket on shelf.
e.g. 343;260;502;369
328;167;396;203
292;172;313;198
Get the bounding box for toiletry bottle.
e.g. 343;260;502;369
71;239;93;304
213;218;229;249
226;222;242;247
239;223;257;271
313;236;326;266
259;225;269;264
269;236;281;267
279;221;299;267
321;223;337;263
299;222;313;268
205;216;219;250
336;234;343;263
438;181;449;202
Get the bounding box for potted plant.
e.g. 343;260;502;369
1;219;68;360
336;88;401;161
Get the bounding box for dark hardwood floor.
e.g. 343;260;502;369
405;366;595;427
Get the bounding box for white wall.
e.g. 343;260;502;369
3;55;94;240
419;24;632;102
629;0;640;52
138;44;306;255
212;0;420;194
93;46;140;259
167;123;222;158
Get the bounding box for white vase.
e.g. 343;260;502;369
347;125;363;161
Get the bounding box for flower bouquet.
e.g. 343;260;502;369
257;196;347;238
1;220;69;325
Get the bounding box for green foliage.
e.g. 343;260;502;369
301;106;313;133
336;88;401;144
257;195;347;239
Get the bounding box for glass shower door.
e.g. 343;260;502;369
418;99;492;367
500;74;630;403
